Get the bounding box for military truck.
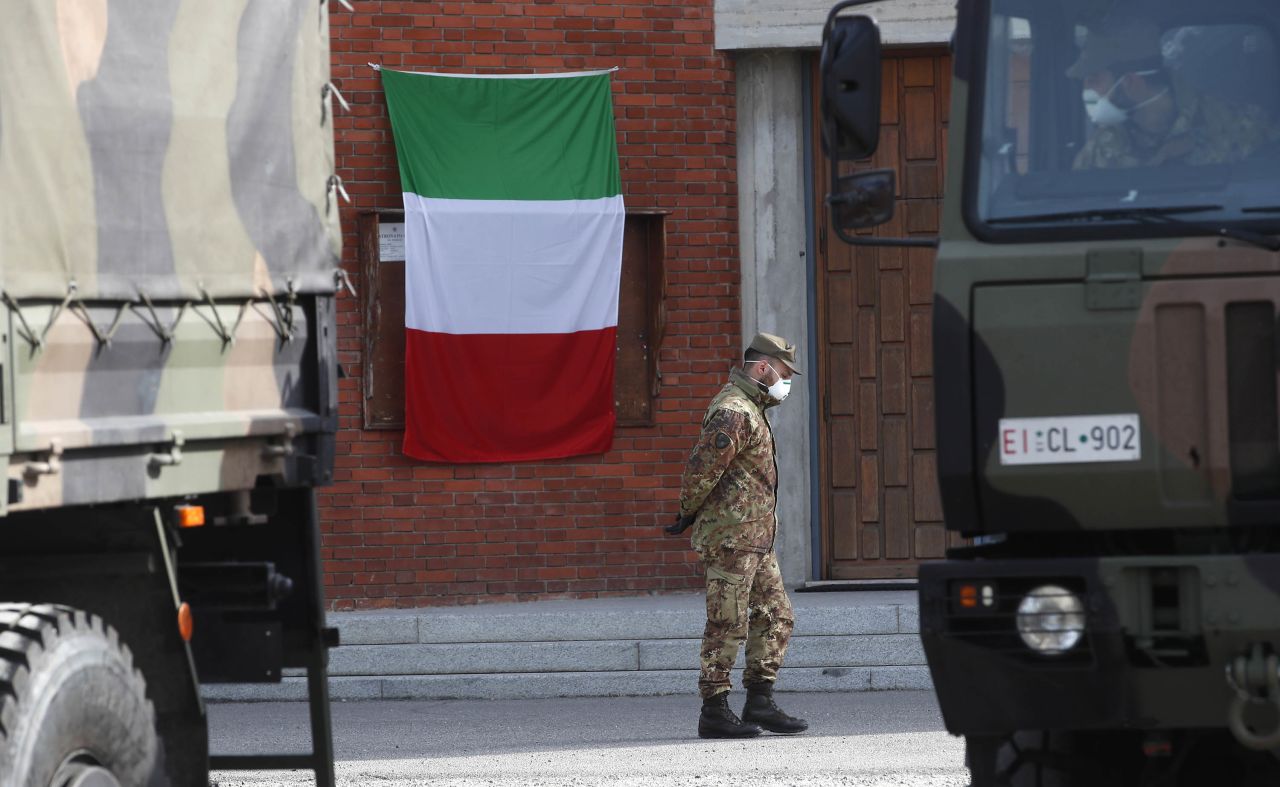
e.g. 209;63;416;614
0;2;345;785
821;0;1280;783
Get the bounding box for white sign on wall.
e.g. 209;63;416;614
379;222;406;262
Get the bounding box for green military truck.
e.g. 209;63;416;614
0;2;346;784
822;0;1280;783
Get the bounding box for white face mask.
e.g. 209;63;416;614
1082;71;1167;128
747;362;792;402
1083;86;1127;126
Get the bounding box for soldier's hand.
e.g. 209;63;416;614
664;513;696;535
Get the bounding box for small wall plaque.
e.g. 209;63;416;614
378;222;406;262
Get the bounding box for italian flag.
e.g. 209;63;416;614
381;68;624;463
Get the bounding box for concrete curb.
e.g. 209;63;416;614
203;666;934;702
203;592;928;702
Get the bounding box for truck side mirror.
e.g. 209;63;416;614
829;168;896;231
818;3;934;248
820;13;882;161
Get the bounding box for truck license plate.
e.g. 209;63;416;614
998;414;1141;466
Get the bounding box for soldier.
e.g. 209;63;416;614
668;333;808;739
1069;19;1280;169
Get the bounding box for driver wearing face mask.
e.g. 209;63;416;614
1069;19;1279;170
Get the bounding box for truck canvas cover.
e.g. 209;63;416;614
0;0;341;302
0;1;342;512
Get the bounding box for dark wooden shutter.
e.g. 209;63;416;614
615;211;667;427
360;210;407;430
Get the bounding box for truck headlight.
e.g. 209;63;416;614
1016;585;1085;654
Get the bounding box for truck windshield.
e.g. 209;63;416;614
970;0;1280;236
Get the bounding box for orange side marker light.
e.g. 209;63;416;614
176;505;205;528
177;602;194;642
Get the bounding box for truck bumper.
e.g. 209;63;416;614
919;553;1280;735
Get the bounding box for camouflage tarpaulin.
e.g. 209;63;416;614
0;0;341;302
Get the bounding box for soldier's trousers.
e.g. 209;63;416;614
698;546;795;699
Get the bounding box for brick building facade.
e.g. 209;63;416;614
322;0;742;608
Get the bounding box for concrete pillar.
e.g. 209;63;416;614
734;50;812;586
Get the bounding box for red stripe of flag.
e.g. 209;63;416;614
402;327;618;463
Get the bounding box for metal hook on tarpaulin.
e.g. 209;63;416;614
2;284;78;353
319;0;354;28
130;289;188;346
1225;642;1280;750
326;174;350;217
65;284;126;350
334;267;357;298
255;281;296;344
322;81;350;125
229;299;251;344
3;291;44;351
190;286;238;347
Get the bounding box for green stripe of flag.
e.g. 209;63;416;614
381;69;621;202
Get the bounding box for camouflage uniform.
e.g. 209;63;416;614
681;367;795;699
1074;80;1280;169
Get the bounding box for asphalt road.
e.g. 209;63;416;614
208;690;968;786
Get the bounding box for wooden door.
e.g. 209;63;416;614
813;50;954;579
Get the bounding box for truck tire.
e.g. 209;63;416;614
0;604;158;787
967;732;1127;787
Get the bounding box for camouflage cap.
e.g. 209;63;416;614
748;332;801;374
1066;19;1163;80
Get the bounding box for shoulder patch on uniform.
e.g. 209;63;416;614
715;432;731;450
706;407;748;436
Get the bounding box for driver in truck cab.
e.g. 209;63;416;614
1069;17;1280;169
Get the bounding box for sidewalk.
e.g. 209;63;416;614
204;590;928;702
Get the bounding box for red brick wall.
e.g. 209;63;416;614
322;1;740;608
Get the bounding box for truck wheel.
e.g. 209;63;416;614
0;604;158;787
967;731;1128;787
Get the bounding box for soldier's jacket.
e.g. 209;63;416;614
680;368;779;554
1074;78;1280;169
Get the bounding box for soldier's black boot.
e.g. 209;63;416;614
742;681;808;734
698;693;763;739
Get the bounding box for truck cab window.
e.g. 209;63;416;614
970;0;1280;238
